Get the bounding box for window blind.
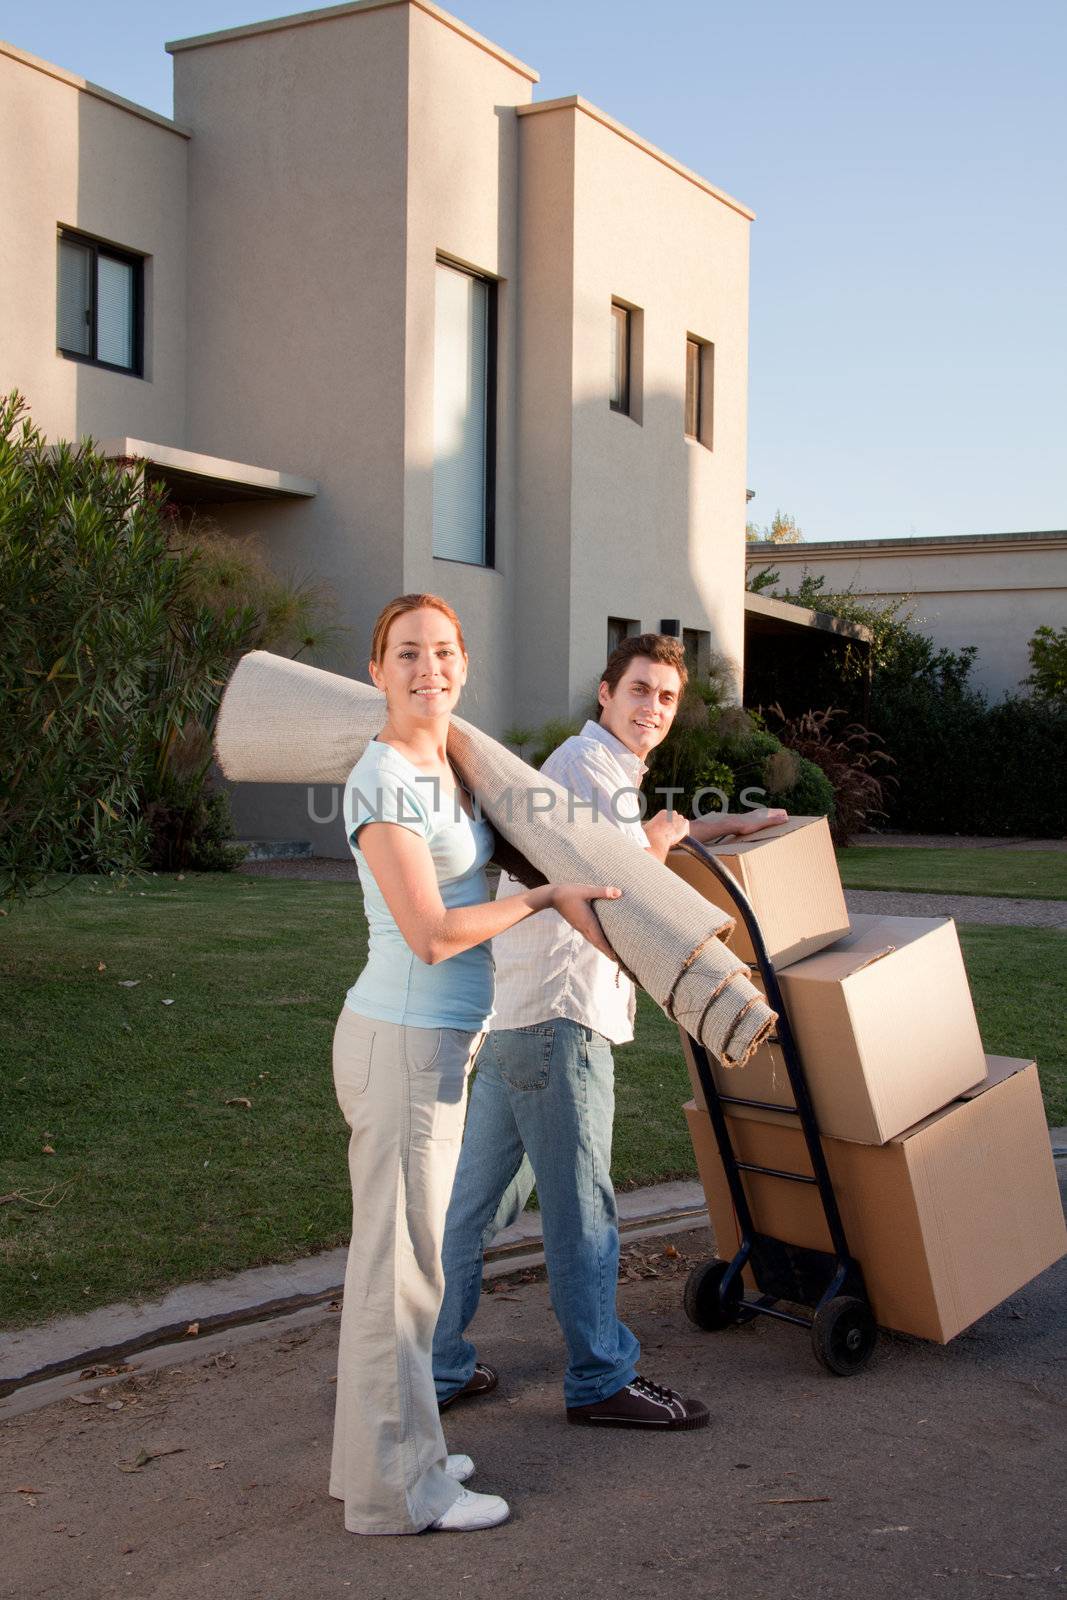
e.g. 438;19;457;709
57;238;92;356
96;256;134;369
433;262;489;564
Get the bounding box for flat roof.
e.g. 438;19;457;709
748;530;1067;557
102;440;318;505
0;39;191;136
167;0;539;82
744;591;872;644
518;95;754;221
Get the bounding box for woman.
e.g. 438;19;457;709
330;592;620;1536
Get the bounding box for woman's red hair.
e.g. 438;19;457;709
370;593;466;664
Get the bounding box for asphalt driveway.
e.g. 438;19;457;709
2;1214;1064;1600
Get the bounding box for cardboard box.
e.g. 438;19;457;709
681;912;988;1144
683;1057;1067;1343
667;816;849;969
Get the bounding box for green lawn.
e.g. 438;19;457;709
837;846;1067;900
1;875;1063;1331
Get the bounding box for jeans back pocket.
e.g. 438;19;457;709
493;1025;553;1092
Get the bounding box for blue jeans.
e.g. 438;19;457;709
433;1018;640;1408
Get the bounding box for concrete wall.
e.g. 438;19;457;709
401;2;534;739
514;99;752;724
170;0;537;847
512;105;578;727
749;533;1067;700
0;43;188;447
172;4;413;678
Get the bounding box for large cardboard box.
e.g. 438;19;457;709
682;912;988;1144
683;1057;1067;1343
667;816;849;969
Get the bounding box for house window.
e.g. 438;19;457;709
610;301;631;415
684;336;714;448
57;230;143;375
683;627;711;679
607;616;640;656
433;259;496;566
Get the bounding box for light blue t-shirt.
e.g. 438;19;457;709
343;739;495;1030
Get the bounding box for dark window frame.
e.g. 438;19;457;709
685;337;702;440
432;255;498;571
685;334;714;449
682;626;710;679
57;227;145;378
607;615;640;656
610;301;631;416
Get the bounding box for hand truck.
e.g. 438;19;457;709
674;836;878;1376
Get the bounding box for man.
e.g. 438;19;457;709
433;634;786;1429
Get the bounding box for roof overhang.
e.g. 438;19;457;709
101;439;318;506
744;591;872;645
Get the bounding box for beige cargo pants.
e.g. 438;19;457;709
328;1007;484;1534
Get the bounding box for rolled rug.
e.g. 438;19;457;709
215;652;777;1067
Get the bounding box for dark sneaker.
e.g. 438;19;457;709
566;1375;710;1431
438;1362;499;1412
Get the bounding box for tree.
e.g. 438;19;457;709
1024;624;1067;707
745;509;804;544
0;393;338;898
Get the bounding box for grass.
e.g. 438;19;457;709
1;875;1063;1331
837;847;1067;900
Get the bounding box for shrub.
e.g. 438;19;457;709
1024;624;1067;707
0;393;262;898
0;394;339;896
743;570;1066;837
766;754;836;818
767;704;894;844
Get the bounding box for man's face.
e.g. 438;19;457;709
598;657;683;760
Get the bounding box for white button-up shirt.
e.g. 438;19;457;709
488;720;650;1045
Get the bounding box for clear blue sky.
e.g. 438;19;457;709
6;0;1065;540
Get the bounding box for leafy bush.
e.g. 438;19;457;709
765;755;835;819
0;393;263;898
766;704;894;844
742;570;1067;836
145;785;247;872
0;393;339;897
1024;624;1067;707
504;718;585;771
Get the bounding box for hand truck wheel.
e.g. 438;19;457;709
683;1258;752;1331
811;1295;877;1376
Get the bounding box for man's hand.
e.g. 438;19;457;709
689;807;788;845
642;809;690;862
550;884;622;961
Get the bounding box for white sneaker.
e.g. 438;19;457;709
445;1453;475;1483
430;1486;510;1531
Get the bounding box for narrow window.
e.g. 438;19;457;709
57;229;143;375
683;627;711;679
685;339;702;439
685;336;714;448
607;616;640;656
433;259;496;566
610;301;631;415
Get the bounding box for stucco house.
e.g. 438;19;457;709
2;0;755;848
747;530;1067;702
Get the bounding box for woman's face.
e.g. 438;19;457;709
370;606;468;722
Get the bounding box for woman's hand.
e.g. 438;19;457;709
550;884;622;960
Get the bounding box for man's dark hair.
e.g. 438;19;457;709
598;633;688;717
